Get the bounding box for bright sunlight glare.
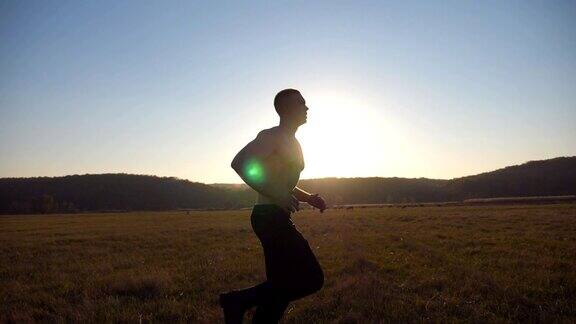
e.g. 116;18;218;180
298;91;417;179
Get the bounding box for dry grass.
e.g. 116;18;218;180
1;204;575;323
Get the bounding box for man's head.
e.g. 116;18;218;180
274;89;308;126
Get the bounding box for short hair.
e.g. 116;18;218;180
274;89;300;115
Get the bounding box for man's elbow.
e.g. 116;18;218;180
231;157;242;173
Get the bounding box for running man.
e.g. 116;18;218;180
219;89;327;323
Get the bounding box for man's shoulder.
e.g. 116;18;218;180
256;126;281;138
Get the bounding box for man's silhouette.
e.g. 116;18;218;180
219;89;326;323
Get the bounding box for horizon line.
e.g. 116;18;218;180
1;156;573;184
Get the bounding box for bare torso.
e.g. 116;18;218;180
255;126;305;205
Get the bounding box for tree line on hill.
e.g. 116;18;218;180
0;174;254;214
297;156;576;205
0;157;574;214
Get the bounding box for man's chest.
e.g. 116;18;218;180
270;138;305;172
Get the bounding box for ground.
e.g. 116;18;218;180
1;204;575;323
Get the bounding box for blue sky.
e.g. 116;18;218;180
1;1;575;183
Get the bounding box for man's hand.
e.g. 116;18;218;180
307;193;327;213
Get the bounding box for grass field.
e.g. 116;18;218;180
1;204;575;323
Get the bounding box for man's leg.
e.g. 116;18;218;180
220;205;278;323
252;298;290;324
281;229;324;301
253;205;324;299
220;205;324;323
220;280;274;311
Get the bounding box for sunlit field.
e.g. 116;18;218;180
1;204;575;323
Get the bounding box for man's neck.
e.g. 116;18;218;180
278;120;298;137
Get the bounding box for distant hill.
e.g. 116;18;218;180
295;157;576;204
444;157;576;199
209;183;249;191
296;177;449;205
0;174;254;214
1;157;575;214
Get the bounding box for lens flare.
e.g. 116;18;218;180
244;159;265;184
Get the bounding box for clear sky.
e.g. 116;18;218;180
1;1;575;183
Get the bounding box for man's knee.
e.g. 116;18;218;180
311;267;324;292
299;266;324;296
303;253;324;293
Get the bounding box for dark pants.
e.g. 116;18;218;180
240;204;324;323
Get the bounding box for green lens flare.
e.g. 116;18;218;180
244;159;265;184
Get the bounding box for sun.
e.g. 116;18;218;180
297;91;408;179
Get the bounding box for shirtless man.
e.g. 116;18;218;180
219;89;327;323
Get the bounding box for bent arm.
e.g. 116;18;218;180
231;132;292;204
293;186;311;202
